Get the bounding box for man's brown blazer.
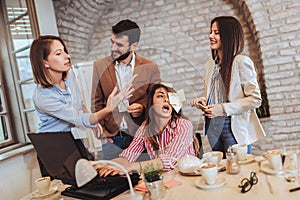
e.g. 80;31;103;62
91;54;161;137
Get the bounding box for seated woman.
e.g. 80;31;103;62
98;83;196;175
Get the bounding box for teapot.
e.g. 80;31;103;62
177;155;203;174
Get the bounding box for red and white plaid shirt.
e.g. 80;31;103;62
120;118;196;171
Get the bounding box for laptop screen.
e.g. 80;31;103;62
28;132;90;185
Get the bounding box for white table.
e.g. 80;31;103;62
138;157;300;200
21;157;300;200
20;180;74;200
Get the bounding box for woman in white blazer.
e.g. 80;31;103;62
191;16;265;156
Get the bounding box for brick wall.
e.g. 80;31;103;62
52;0;300;155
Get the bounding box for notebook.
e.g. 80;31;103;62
28;132;140;200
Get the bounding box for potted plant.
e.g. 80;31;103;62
143;163;164;200
143;163;163;182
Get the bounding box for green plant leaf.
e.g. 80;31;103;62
143;163;163;182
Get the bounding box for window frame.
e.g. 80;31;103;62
0;0;39;152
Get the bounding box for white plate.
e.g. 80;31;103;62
238;154;255;164
195;177;226;190
32;186;58;198
180;164;226;175
260;160;283;175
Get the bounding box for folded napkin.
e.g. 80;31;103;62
164;179;182;188
135;179;182;191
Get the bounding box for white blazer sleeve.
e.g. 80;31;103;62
222;55;262;116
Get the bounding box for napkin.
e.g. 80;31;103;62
135;179;182;191
168;89;186;113
135;182;148;192
163;179;182;188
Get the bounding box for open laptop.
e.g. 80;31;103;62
28;132;139;200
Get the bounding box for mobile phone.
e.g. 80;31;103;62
196;102;207;110
118;100;129;112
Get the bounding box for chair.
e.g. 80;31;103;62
193;131;203;159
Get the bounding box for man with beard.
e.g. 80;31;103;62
91;19;161;160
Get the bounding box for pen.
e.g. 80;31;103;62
289;186;300;192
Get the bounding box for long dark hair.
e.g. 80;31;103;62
210;16;244;98
144;83;182;150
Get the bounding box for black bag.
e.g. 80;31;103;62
62;171;140;200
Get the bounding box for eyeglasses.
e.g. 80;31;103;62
238;171;258;193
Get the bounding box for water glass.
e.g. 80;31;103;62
283;150;299;182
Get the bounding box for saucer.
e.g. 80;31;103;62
260;160;283;175
217;164;226;172
32;186;58;198
195;177;226;190
238;154;255;164
180;164;226;175
179;169;201;176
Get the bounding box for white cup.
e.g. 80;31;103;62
35;176;51;195
232;144;248;161
197;163;218;185
203;151;223;166
263;149;283;171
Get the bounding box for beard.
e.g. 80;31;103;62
111;49;131;62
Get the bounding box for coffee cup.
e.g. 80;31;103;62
203;151;223;166
196;163;218;185
232;144;248;161
263;149;283;171
35;176;51;195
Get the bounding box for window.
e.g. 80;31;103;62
0;0;39;151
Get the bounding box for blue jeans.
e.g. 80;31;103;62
206;116;253;157
206;116;237;158
101;134;133;160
